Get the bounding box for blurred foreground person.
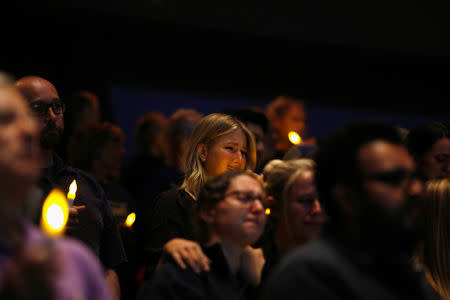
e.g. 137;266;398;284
415;178;450;300
0;73;112;300
138;170;266;300
263;120;438;300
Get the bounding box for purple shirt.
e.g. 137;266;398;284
0;222;113;300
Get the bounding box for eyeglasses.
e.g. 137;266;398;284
364;169;421;187
30;101;65;118
225;190;266;207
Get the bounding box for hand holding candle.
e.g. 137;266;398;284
65;180;86;233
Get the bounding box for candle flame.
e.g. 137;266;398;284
125;212;136;227
288;131;302;145
67;180;77;199
265;208;271;215
41;189;69;237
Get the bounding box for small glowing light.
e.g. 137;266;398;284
41;188;69;237
125;212;136;227
67;180;77;207
265;208;271;215
46;204;65;230
288;132;302;145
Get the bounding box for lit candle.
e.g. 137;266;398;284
288;131;302;145
40;188;69;237
125;212;136;228
67;180;77;208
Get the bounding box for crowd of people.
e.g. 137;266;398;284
0;71;449;300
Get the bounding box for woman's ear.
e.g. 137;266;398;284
197;144;208;162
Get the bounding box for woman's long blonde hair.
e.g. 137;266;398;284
181;113;256;199
416;178;450;300
263;159;315;235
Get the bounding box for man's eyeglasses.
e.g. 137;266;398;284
30;101;65;118
364;169;421;187
225;190;266;208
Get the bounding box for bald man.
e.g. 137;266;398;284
0;73;113;300
16;76;127;300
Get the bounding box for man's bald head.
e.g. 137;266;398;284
15;76;64;150
15;76;59;103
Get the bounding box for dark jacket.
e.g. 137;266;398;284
35;154;127;270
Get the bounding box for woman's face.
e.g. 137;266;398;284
209;174;266;247
285;170;326;245
420;137;450;180
202;129;248;177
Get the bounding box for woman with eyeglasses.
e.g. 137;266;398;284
256;159;326;286
139;113;260;282
138;170;267;300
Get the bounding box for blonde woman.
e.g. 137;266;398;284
257;159;326;283
142;113;257;279
415;178;450;300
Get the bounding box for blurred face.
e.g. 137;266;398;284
98;139;125;182
419;137;450;180
209;174;266;247
247;122;265;169
285;170;326;245
202;129;248;177
0;87;40;186
357;140;425;249
18;78;64;150
274;103;306;146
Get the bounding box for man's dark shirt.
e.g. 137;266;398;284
262;226;439;300
36;154;127;270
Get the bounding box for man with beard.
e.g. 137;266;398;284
15;76;127;300
262;120;438;300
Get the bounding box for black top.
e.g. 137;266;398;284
36;154;127;270
262;228;439;300
138;187;196;278
138;243;251;300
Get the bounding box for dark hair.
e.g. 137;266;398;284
221;107;269;134
405;121;449;159
194;170;259;243
314;119;404;222
68;121;124;172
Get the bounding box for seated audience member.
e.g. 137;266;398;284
262;120;438;300
142;113;257;280
222;107;269;172
0;73;112;300
257;159;325;283
406;121;450;181
68;121;135;219
68;121;138;300
138;170;267;300
162;108;204;187
58;89;101;161
123;111;169;213
264;95;315;163
415;178;450;300
15;75;127;300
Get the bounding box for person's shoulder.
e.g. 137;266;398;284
268;238;338;280
139;260;205;300
153;187;192;209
